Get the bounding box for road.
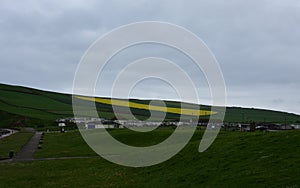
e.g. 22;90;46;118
0;129;18;139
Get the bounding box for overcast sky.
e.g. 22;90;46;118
1;0;300;114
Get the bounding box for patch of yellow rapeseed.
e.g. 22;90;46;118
75;96;217;116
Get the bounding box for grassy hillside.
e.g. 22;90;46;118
0;129;299;187
0;83;299;128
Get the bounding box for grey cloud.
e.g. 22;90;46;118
0;0;299;114
273;99;284;104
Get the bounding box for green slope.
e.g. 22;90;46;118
0;83;299;128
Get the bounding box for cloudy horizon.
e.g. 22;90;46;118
1;0;300;114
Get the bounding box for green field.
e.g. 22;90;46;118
34;131;96;158
0;83;299;129
0;129;299;187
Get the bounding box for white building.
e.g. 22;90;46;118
85;123;114;129
291;124;300;129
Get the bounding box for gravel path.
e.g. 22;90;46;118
12;131;42;161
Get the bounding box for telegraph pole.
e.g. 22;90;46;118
285;115;287;129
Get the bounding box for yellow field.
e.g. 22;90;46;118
75;96;216;116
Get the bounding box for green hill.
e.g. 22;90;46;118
0;83;299;128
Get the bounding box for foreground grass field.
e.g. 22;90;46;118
34;131;96;158
1;129;299;187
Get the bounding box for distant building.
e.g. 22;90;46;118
58;123;66;127
291;124;300;129
279;124;293;130
85;123;112;129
